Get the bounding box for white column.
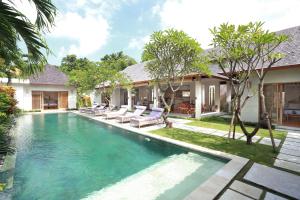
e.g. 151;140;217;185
111;88;120;107
215;81;220;112
226;82;232;113
127;88;132;111
195;79;202;118
153;85;159;108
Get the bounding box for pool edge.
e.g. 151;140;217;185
73;111;249;200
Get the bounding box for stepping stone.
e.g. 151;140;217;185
280;148;300;157
287;132;300;139
264;192;288;200
277;153;300;164
229;180;263;199
274;159;300;173
240;135;261;143
281;144;300;151
219;189;252;200
211;131;227;137
284;137;300;143
223;132;244;139
259;138;281;147
283;141;300;147
244;163;300;199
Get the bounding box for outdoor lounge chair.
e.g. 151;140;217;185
103;105;128;119
130;107;164;128
115;106;146;123
86;103;106;114
79;103;99;113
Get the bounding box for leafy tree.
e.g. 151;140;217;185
210;22;288;149
67;61;102;95
60;55;90;74
0;0;56;67
60;55;132;108
142;29;209;127
101;51;137;71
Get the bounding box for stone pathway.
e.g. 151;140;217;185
244;163;300;199
169;119;282;147
274;131;300;173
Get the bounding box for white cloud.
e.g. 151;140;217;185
48;0;139;58
128;35;150;50
50;12;110;56
155;0;300;48
4;0;37;23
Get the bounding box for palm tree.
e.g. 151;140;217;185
0;0;56;74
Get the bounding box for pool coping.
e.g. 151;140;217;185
73;111;249;200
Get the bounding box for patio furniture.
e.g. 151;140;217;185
130;107;164;128
115;106;146;123
103;105;128;119
79;103;99;113
176;102;195;114
86;104;106;114
94;105;116;116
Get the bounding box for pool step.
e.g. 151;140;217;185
82;153;204;200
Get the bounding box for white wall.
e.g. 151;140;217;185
241;67;300;122
10;83;76;110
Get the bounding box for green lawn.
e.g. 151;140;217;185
151;128;279;166
187;116;287;140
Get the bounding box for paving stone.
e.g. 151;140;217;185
264;192;288;200
284;137;300;143
211;131;227;137
283;141;300;147
281;144;300;151
274;159;300;173
244;163;300;199
223;131;245;139
259;138;281;147
240;135;261;143
219;189;252;200
230;180;263;199
280;148;300;157
277;153;300;164
287;132;300;140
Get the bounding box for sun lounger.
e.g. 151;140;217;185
103;105;128;119
79;103;99;113
115;106;146;123
130;108;164;128
86;104;106;114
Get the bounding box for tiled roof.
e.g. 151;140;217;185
122;25;300;83
273;25;300;67
29;64;68;85
122;62;152;82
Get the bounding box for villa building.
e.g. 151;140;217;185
95;26;300;128
0;65;77;111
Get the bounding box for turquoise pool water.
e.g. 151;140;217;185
12;113;227;200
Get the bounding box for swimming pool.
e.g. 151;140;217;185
12;113;228;200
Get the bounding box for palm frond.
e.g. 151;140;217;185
29;0;57;31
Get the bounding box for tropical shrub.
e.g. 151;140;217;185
0;85;17;155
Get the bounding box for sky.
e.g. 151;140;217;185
13;0;300;65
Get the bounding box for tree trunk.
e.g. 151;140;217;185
228;111;235;138
6;73;12;86
259;82;276;151
246;135;252;144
